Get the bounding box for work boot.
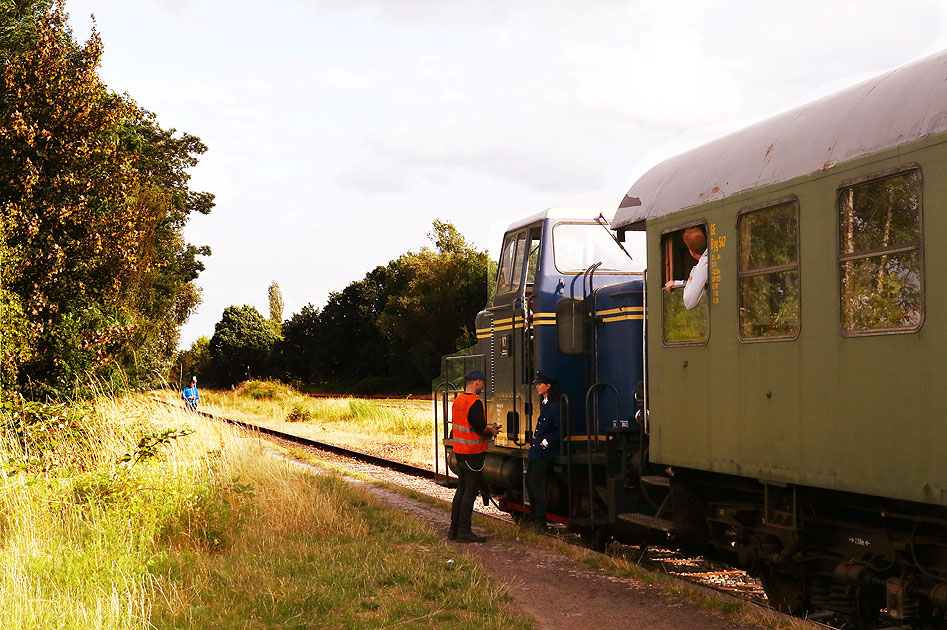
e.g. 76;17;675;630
456;530;487;543
446;527;457;541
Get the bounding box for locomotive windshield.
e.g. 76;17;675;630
553;222;645;274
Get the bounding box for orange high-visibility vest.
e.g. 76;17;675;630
451;392;488;455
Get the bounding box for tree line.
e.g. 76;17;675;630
0;2;490;400
0;2;213;399
175;220;490;393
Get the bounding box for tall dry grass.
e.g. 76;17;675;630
197;382;432;440
0;395;531;629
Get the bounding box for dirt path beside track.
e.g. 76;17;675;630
271;446;750;630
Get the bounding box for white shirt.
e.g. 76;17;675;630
683;249;708;310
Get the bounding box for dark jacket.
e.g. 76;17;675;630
528;397;560;461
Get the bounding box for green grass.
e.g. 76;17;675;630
195;381;433;441
0;395;531;630
281;446;823;630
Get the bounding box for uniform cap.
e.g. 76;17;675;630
532;370;557;385
463;369;485;382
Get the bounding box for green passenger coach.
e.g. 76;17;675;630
612;49;947;619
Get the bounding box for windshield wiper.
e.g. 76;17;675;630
595;213;635;263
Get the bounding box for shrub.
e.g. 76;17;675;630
0;395;91;475
286;404;311;423
244;380;282;400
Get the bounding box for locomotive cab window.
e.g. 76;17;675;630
837;167;923;334
738;200;800;340
553;223;643;273
661;224;709;344
524;226;542;294
496;230;527;295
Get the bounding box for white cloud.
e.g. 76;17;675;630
334;160;414;193
320;68;373;90
365;118;606;193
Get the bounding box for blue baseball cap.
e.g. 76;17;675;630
464;369;485;382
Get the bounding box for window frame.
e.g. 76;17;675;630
524;224;543;288
736;196;802;343
495;230;527;296
659;220;710;347
551;221;643;275
835;164;924;337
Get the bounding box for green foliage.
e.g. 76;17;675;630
0;394;89;475
244;379;282;400
280;220;488;391
119;427;194;466
279;303;320;382
663;289;709;343
267;280;284;332
0;239;33;390
839;170;922;331
0;0;55;61
378;220;489;383
0;4;212;398
286;403;311;422
738;201;800;338
170;335;212;388
209;306;279;385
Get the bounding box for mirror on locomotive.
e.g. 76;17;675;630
661;223;710;344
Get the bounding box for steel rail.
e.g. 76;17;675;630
150;398;435;480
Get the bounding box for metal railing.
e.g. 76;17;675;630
433;353;485;483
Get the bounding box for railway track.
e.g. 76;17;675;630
153;398;869;629
151;398;434;480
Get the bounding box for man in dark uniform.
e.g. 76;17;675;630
527;370;560;531
448;369;499;543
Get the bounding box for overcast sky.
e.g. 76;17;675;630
64;0;947;349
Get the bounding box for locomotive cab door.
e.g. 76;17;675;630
489;225;542;449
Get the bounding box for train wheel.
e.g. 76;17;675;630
760;570;806;615
580;527;613;552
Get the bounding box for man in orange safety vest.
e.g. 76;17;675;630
448;369;498;543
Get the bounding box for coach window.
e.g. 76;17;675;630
738;200;800;340
661;224;709;344
838;167;923;334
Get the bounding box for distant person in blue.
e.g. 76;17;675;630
527;370;560;531
182;376;199;411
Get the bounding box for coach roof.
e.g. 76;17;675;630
613;49;947;231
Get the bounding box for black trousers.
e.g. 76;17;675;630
526;458;552;526
450;453;484;533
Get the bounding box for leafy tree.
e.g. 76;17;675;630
267;281;284;334
0;0;56;61
279;304;320;382
169;335;212;390
314;265;397;384
0;225;32;390
209;305;278;385
377;220;489;384
0;4;212;396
